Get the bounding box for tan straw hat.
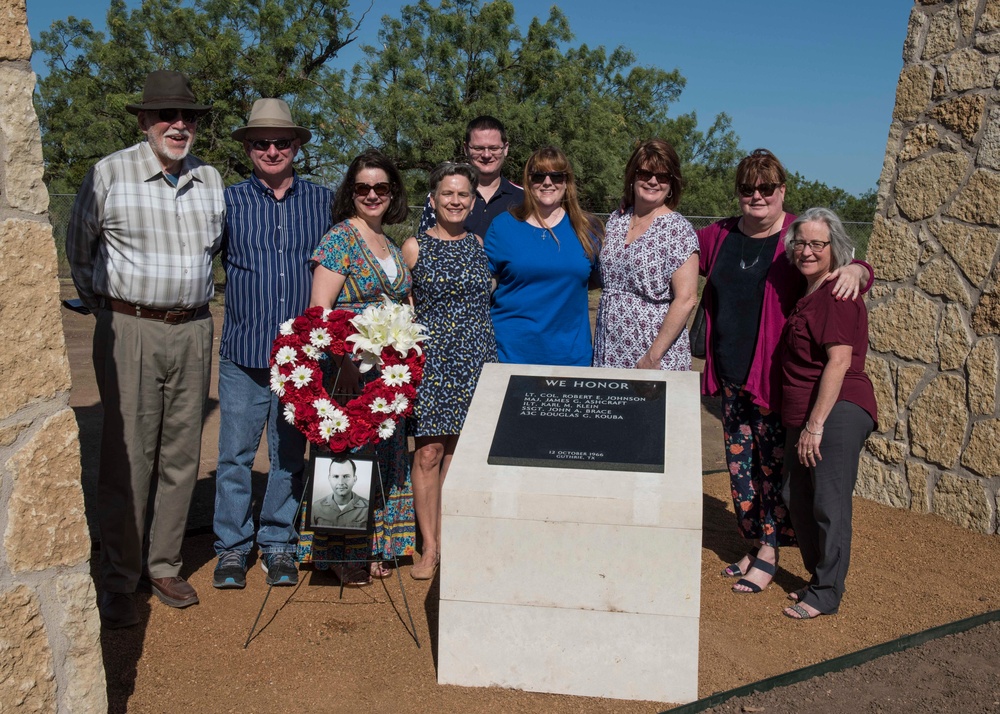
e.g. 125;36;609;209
231;98;312;144
126;70;211;114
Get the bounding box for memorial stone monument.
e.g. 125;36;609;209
438;363;702;704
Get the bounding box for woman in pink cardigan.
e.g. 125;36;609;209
697;149;873;594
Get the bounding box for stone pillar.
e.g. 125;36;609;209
0;0;107;711
864;0;1000;535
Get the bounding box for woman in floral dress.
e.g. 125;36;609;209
401;161;496;580
305;149;414;584
593;139;699;370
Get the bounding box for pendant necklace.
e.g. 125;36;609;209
738;216;779;270
739;235;768;270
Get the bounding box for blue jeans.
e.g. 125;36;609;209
214;356;305;556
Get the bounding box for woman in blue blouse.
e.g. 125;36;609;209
484;146;604;366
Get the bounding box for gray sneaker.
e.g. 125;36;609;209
261;551;298;586
213;551;247;589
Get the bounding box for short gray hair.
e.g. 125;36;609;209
429;161;479;193
784;207;854;270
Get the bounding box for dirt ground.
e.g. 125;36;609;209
60;290;1000;713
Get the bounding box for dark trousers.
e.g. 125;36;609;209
783;401;874;614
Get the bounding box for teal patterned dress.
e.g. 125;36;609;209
298;220;415;565
410;231;496;436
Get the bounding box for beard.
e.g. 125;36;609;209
148;129;193;168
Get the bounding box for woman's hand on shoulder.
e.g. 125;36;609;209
823;263;867;301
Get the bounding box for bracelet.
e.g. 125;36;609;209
804;423;824;436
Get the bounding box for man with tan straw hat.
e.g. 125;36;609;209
67;70;224;628
212;98;334;590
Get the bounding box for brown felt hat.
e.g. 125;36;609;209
231;98;312;144
125;70;211;114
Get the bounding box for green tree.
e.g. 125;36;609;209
351;0;742;212
35;0;365;192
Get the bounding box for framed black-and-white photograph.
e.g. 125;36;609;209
305;454;374;534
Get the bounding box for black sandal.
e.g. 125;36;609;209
732;557;776;594
720;546;760;578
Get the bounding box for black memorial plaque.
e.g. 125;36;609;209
487;375;666;472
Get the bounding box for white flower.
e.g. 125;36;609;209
390;394;409;414
289;365;313;388
382;364;411;386
274;345;297;365
279;319;295;336
326;411;349;432
313;399;336;418
269;371;289;397
377;419;396;439
283;403;296;425
370;396;392;414
318;418;349;439
322;309;334;321
310;328;332;348
301;344;320;359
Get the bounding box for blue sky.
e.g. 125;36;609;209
25;0;911;195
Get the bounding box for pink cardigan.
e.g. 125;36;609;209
697;214;873;411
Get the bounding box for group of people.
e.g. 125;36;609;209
68;69;878;630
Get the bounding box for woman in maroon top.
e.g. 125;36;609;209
779;207;877;620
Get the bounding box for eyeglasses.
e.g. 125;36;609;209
353;182;392;197
249;138;293;152
467;144;506;155
529;171;567;185
636;169;671;184
791;240;831;253
156;108;201;124
737;182;780;198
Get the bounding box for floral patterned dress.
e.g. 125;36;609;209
298;220;415;565
593;209;700;370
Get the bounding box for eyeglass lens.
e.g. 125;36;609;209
250;138;293;151
636;169;671;184
354;182;392;197
529;171;567;185
738;182;779;198
157;108;200;124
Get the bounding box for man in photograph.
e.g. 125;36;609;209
418;115;523;236
66;70;225;628
312;458;369;529
212;98;334;590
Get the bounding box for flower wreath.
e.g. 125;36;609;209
269;297;426;452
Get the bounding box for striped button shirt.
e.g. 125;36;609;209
220;172;334;368
67;141;226;311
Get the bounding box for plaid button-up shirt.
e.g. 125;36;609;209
67;141;226;311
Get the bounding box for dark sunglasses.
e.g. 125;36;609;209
529;171;567;185
737;182;780;198
636;169;671;184
353;182;392;197
156;108;201;124
249;138;294;152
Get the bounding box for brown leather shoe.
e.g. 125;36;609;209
149;576;199;608
99;591;140;629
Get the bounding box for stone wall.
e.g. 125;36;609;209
864;0;1000;535
0;0;107;711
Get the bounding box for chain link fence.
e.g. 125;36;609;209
49;194;871;282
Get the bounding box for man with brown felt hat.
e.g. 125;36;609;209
67;69;225;628
212;98;333;590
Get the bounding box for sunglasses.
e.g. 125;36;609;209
737;182;780;198
249;138;293;152
353;182;392;197
529;171;567;185
156;108;201;124
636;169;671;184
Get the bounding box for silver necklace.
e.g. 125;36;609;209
739;234;769;270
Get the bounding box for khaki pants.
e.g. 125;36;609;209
93;308;213;592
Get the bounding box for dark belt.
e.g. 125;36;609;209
102;298;209;325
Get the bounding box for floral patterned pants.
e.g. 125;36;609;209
721;381;796;548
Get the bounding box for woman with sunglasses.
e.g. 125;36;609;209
307;149;414;584
593;139;699;370
779;208;876;620
697;149;873;595
484;146;603;366
401;161;497;580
